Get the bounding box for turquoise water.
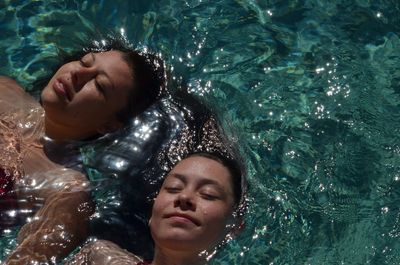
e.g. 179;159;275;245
1;0;400;264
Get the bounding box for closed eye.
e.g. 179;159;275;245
200;193;220;201
95;79;105;94
199;185;223;201
79;57;89;67
79;53;94;67
79;58;86;66
164;187;182;193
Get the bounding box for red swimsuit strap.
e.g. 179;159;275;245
0;167;14;196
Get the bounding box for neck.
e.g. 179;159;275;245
152;247;209;265
44;115;96;142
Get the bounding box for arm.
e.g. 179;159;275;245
1;76;93;263
5;168;95;265
0;75;92;263
66;239;143;265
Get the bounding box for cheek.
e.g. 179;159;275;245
151;195;168;220
197;207;233;248
150;196;169;237
73;87;103;109
52;63;73;79
78;83;97;98
202;205;232;229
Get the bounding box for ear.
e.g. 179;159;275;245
96;119;123;135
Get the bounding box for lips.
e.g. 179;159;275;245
165;212;201;226
53;78;73;101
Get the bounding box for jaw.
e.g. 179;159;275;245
43;114;99;141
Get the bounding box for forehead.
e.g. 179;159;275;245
168;156;234;190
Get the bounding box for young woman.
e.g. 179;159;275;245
67;151;246;265
1;38;165;264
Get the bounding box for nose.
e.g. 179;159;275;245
71;65;97;92
174;192;196;211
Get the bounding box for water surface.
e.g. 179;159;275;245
1;1;400;264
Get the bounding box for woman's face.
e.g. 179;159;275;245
150;156;236;253
41;50;134;137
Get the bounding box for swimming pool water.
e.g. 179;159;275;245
1;0;400;264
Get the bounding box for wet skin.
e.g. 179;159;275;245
150;155;236;253
0;51;138;264
66;155;239;265
41;50;134;139
0;76;94;264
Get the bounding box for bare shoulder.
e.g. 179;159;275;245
0;75;25;92
67;239;143;265
0;75;18;84
0;75;38;107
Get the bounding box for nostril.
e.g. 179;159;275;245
70;71;83;92
174;194;195;210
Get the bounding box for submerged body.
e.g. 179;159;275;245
0;76;93;264
1;43;165;264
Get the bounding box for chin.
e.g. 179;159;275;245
41;97;55;111
41;86;53;103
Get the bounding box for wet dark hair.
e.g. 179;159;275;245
187;152;244;208
35;35;166;126
82;38;166;125
116;50;166;123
